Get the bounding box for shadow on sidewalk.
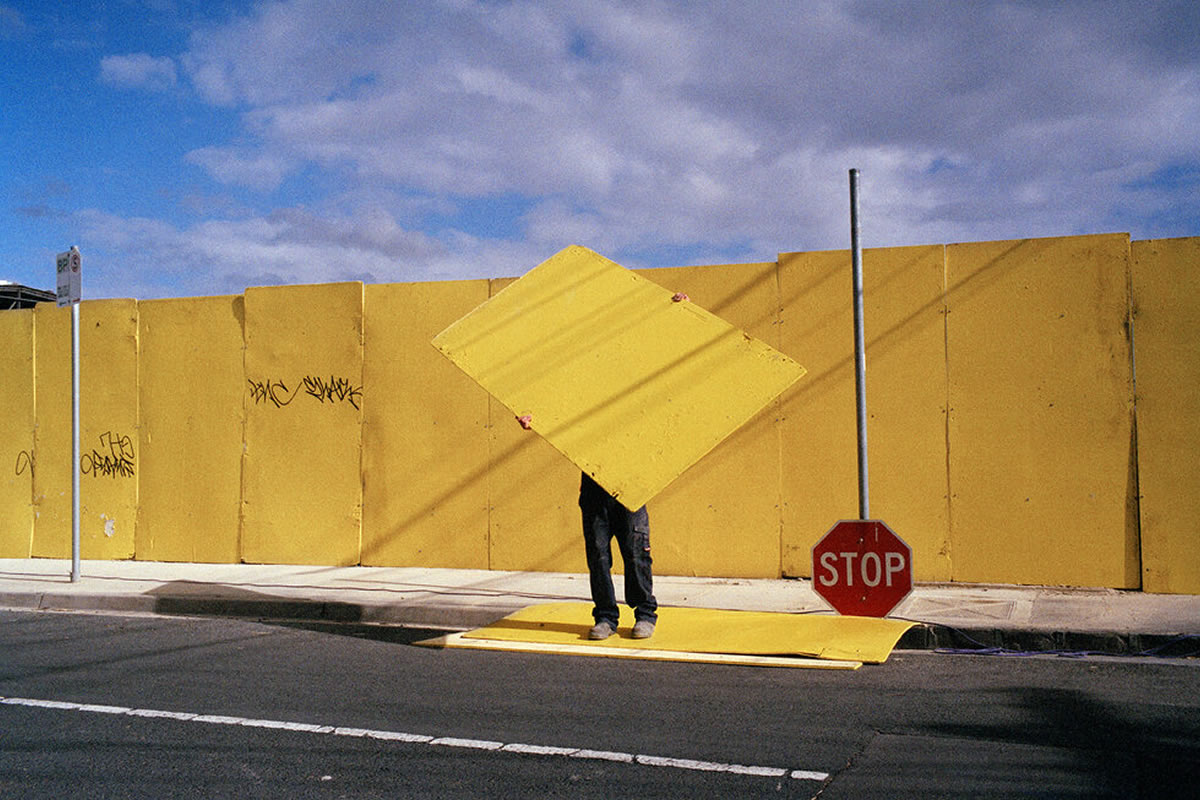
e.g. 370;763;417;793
143;581;452;645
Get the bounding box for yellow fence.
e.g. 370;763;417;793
2;233;1196;593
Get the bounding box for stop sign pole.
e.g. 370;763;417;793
850;168;869;520
808;172;914;618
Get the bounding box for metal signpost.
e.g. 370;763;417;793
56;246;82;582
849;168;869;520
809;171;914;617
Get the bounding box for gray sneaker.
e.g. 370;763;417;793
631;620;655;639
588;621;616;640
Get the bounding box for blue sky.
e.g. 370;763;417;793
2;0;1197;300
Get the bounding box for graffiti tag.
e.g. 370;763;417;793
81;431;136;479
248;378;300;408
15;450;34;478
248;375;362;410
302;375;363;409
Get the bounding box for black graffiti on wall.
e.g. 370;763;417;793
15;450;34;478
81;431;136;479
248;375;363;410
247;378;300;408
302;375;363;409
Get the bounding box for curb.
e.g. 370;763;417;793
897;623;1199;658
5;590;1198;658
3;591;522;633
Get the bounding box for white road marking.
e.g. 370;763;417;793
729;764;791;777
637;754;730;771
127;708;197;720
571;748;635;763
360;729;433;743
792;769;831;781
502;743;579;756
3;698;76;710
191;714;246;725
430;736;505;750
77;703;131;714
0;694;829;783
239;718;334;734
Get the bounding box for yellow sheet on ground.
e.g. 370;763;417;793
417;631;862;669
431;245;806;511
456;602;912;664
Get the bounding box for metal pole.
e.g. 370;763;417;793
71;301;81;582
850;169;869;520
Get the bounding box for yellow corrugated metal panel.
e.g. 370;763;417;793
636;262;787;578
137;296;243;562
776;250;855;577
777;246;951;581
1132;237;1200;594
432;246;806;513
361;281;491;568
946;235;1137;587
80;300;140;559
30;304;68;558
241;283;364;566
32;300;139;559
0;309;35;557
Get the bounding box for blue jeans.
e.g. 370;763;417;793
579;473;657;626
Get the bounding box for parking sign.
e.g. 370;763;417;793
56;246;81;306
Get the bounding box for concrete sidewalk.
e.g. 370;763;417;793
2;559;1198;656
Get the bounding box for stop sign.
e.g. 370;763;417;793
812;520;912;617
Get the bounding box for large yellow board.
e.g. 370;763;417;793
137;296;244;562
421;632;862;669
1131;237;1200;593
459;602;912;664
241;283;364;565
946;235;1137;587
0;309;35;557
432;246;806;511
486;263;795;577
31;301;139;560
361;281;491;568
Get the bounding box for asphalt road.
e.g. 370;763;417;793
1;609;1198;798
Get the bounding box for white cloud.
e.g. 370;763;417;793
185;146;295;192
99;53;177;91
71;1;1200;298
73;205;516;299
182;0;410;106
